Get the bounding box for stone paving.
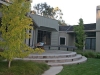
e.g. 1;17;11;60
42;66;63;75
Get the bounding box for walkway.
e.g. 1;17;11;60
42;66;63;75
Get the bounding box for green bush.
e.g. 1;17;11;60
76;50;97;58
95;52;100;59
83;51;96;58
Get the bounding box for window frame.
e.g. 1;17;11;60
59;36;66;45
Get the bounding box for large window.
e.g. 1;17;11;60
59;37;66;45
37;30;51;45
85;32;96;50
85;38;96;50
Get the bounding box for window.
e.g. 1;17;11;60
37;30;51;45
86;32;96;37
29;29;31;46
59;37;66;45
85;38;96;50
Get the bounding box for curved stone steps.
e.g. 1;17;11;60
14;54;83;63
14;50;87;66
28;52;77;59
47;56;87;66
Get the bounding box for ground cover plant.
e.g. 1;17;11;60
0;60;49;75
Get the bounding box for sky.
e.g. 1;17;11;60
31;0;100;25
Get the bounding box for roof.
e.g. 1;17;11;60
59;23;96;32
28;13;59;31
59;26;71;31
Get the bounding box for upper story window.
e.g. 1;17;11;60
86;32;96;37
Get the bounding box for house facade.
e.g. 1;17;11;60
26;13;59;48
59;23;96;50
58;6;100;52
0;0;100;52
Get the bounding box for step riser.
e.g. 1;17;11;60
27;54;77;59
48;60;87;66
48;57;87;66
23;57;82;63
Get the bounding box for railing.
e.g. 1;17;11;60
44;45;77;51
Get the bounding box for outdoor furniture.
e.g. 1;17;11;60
35;42;45;49
44;45;77;51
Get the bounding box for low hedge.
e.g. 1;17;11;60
76;50;100;59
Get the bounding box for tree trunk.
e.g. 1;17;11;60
8;60;11;68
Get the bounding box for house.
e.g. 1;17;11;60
59;5;100;52
59;23;96;50
0;0;100;52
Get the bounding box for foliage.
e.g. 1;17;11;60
76;50;96;58
58;20;67;25
76;50;100;58
0;60;49;75
33;2;55;17
74;18;86;50
0;0;44;68
57;58;100;75
33;2;66;25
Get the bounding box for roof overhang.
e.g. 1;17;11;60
67;30;96;34
28;13;59;31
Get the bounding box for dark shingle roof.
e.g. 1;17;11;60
59;26;71;31
59;23;96;31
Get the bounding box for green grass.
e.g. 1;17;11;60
57;58;100;75
0;60;49;75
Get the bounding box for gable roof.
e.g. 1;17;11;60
28;13;59;31
59;23;96;32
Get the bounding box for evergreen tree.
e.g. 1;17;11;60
0;0;44;68
74;18;86;50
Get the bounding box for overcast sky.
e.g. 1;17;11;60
31;0;100;25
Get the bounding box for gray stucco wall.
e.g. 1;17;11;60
59;31;68;46
51;31;59;49
59;31;69;50
96;6;100;52
68;34;75;46
96;32;100;52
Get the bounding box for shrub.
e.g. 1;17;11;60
83;51;96;58
95;52;100;59
76;50;97;58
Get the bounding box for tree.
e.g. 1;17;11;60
33;2;55;18
58;20;67;25
33;3;66;25
74;18;86;50
0;0;44;68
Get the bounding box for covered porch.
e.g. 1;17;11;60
26;13;59;48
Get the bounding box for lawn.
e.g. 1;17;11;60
57;58;100;75
0;59;49;75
